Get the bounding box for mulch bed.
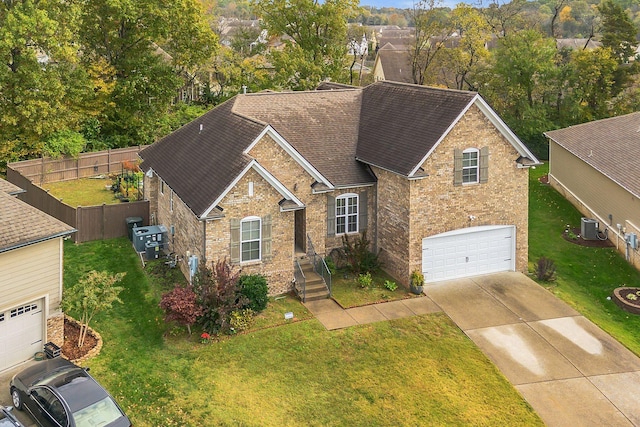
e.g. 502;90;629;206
61;318;98;361
562;228;614;248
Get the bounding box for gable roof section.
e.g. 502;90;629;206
545;112;640;198
203;160;305;218
357;82;477;176
233;90;375;188
0;190;75;253
140;100;266;217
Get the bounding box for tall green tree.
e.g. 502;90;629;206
78;0;218;145
444;4;491;90
478;29;557;156
0;0;90;172
407;0;451;85
566;47;618;122
597;0;638;63
251;0;358;90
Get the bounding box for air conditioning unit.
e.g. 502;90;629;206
581;217;599;240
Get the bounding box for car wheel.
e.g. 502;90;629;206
10;388;23;410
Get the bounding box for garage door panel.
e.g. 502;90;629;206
0;300;43;371
422;226;515;282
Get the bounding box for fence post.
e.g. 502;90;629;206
75;206;81;243
40;156;45;186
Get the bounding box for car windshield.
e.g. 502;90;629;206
71;396;123;427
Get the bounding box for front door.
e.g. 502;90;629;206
294;209;306;254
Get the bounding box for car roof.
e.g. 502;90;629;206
55;375;111;413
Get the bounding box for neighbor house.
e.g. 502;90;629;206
0;179;76;372
545;112;640;269
140;81;539;295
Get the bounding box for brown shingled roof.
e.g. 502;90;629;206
0;179;25;195
0;190;75;252
376;47;413;84
233;90;374;187
357;81;477;176
545;112;640;198
140;81;523;219
140;99;266;218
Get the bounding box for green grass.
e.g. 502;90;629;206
64;238;542;426
43;177;120;206
529;163;640;354
331;269;418;308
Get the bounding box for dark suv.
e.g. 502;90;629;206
10;358;130;427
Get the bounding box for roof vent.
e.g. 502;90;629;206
199;123;203;134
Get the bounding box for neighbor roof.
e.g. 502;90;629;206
545;112;640;198
375;46;413;84
0;187;76;253
0;179;25;195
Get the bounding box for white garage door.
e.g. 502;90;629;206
422;225;515;282
0;300;43;371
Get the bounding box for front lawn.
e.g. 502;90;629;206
64;238;542;426
529;164;640;354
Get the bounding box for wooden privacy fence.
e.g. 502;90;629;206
7;148;150;243
9;146;147;186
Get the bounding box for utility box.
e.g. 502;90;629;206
581;217;599;240
145;241;160;260
627;233;638;250
133;225;167;252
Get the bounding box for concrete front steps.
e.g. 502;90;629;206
297;259;330;302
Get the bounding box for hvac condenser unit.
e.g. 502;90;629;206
581;217;599;240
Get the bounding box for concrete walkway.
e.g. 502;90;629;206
304;296;440;330
306;272;640;426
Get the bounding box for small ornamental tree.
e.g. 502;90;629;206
194;258;248;334
159;286;203;335
62;270;125;348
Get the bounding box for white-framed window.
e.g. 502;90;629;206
462;148;479;184
241;216;261;262
170;190;174;212
160;179;165;195
336;193;358;234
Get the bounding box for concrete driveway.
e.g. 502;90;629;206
424;272;640;427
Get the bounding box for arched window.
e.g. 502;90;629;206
462;148;479;184
240;216;261;262
336;193;358;234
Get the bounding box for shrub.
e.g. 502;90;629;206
357;272;373;288
229;308;255;333
384;280;398;291
341;231;381;275
535;257;557;282
239;274;269;312
324;256;337;275
159;285;203;335
193;259;248;334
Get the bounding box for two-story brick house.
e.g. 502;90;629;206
139;81;539;294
